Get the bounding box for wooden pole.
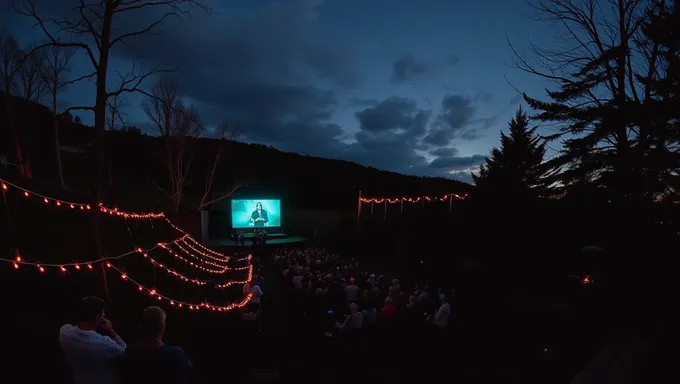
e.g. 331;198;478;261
357;190;362;227
449;194;453;213
400;199;403;215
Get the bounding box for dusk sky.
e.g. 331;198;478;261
2;0;558;183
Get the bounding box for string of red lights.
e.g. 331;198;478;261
158;242;229;274
0;178;254;312
0;178;226;260
359;192;467;204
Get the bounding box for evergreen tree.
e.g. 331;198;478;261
473;106;550;198
637;0;680;202
514;0;669;203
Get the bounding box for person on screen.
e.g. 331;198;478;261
250;202;269;227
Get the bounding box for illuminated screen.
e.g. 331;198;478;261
231;199;281;229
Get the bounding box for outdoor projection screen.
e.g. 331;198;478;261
230;199;281;229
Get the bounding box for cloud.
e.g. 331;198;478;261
390;53;459;83
429;155;484;169
423;94;477;146
429;147;459;157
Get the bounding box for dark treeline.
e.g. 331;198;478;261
0;91;470;212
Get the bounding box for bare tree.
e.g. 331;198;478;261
106;93;129;131
143;78;204;213
0;32;29;177
17;46;47;102
15;0;211;301
0;33;22;94
39;43;82;189
105;93;129;187
198;121;246;210
508;0;665;199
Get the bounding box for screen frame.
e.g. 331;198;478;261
229;198;282;229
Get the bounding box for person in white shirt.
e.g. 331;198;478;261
60;296;126;384
336;302;363;332
434;294;451;328
242;281;251;296
249;280;263;306
345;278;359;303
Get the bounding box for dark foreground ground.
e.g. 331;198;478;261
2;243;676;384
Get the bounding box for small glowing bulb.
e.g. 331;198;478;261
16;255;21;262
13;262;19;269
56;201;61;206
39;266;45;272
44;198;49;203
70;204;74;209
87;264;93;269
106;263;111;267
138;286;143;291
121;274;127;280
86;205;91;210
75;264;80;270
1;184;6;189
60;266;66;272
24;191;29;197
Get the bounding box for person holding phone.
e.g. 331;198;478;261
59;296;127;384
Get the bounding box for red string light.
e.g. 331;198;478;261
215;256;253;289
3;250;254;311
136;248;208;286
0;178;227;259
359;192;467;204
157;242;229;274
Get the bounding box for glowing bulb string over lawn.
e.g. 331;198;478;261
158;242;229;274
0;178;227;259
357;191;468;217
3;249;254;311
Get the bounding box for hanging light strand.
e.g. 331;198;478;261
106;262;251;311
157;242;229;274
215;256;253;288
0;178;228;260
359;192;467;204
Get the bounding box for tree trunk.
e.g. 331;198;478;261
5;97;26;177
92;2;114;306
52;91;65;189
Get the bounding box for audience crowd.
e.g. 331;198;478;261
273;248;455;341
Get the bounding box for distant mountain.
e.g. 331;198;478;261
0;92;470;211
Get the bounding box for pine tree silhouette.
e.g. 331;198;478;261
473;106;550;199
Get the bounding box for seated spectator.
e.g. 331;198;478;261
122;306;192;384
434;294;451;329
336;303;363;332
379;296;397;322
248;276;264;312
345;278;359;303
361;300;377;328
60;296;126;384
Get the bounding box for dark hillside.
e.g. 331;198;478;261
0;92;470;211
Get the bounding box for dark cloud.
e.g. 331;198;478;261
355;97;430;137
391;54;429;83
429;155;485;169
423;94;477;146
391;53;459;83
347;97;379;108
429;147;459;157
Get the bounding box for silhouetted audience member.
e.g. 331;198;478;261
122;306;192;384
336;303;363;333
379;297;397;322
60;296;126;384
434;294;451;329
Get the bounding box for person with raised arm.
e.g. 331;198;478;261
60;296;126;384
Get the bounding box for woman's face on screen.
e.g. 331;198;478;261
256;203;262;209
